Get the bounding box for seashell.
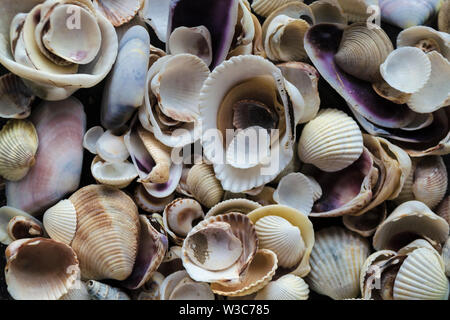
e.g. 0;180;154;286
254;274;309;300
0;119;38;181
5;238;80;300
168;26;213;66
436;196;450;225
251;0;305;17
443;237;450;277
43;199;77;246
0;206;44;245
158;245;184;277
335;23;393;82
211;249;278;297
135;272;165;300
101;26;150;131
60;280;91;300
83;126;104;155
337;0;379;22
407;51;450;114
298;109;364;172
159;270;215;300
247;205;315;276
134;184;175;213
140;0;170;42
163;198;204;245
205;198;261;218
0;73;34;119
373;201;449;251
247;186;277;206
93;0;142;27
412;156;448;209
86;280;130;300
91;156;138;189
360;249;397;299
372;80;412;105
397;26;450;61
379;0;443;29
96;130;130;163
343;203;387;237
309;0;347;25
305;175;322;202
438;0;450;32
6;98;86;215
182;212;258;283
272;173;314;215
227;0;258;58
305;227;371;300
186;163;224;208
380;47;432;94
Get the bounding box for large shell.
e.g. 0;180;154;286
334;23;393;82
298;109;364;172
254;274;309;300
305;227;370;300
247;205;314;277
379;0;443;29
93;0;142;27
373;201;449;251
0;119;38;181
5;238;80;300
6;98;86;215
186;163;224;208
0;73;34;119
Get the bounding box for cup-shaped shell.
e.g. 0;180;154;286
86;280;130;300
159;270;215;300
205;198;261;218
0;73;34;119
182;212;258;283
186;163;224;208
134;184;174;213
91;156;138;189
373;201;449;251
334;23;393;82
83;126;104;155
168;26;213;66
305;227;370;300
6;98;86;215
397;26;450;61
0;206;44;245
93;0;142;27
436;196;450;225
380;0;443;29
273;172;315;215
337;0;379;22
298;109;364;172
247;205;315;277
5;238;80;300
251;0;305;17
0;119;38;181
310;0;347;25
95;130;130;164
438;0;450;32
254;274;309;300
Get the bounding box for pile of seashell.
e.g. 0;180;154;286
0;0;449;301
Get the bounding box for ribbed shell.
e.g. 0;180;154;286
186;163;224;208
0;73;34;119
337;0;378;22
255;274;309;300
393;248;449;300
306;227;370;300
43;200;77;245
436;196;450;225
86;280;130;300
273;172;314;215
205;198;261;218
412;156;447;209
298;109;363;172
0;120;38;181
251;0;304;17
93;0;141;27
69;185;140;281
255;215;305;268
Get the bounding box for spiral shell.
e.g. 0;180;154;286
86;280;130;300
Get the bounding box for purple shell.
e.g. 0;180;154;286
168;0;239;69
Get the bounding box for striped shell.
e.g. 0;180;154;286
255;274;309;300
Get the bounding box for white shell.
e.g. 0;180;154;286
91;156;138;189
397;26;450;61
380;0;443;29
83;126;104;155
160;270;215;300
273;172;314;215
255;274;309;300
168;26;213;66
43;199;77;246
140;0;171;42
96;130;130;163
0;206;43;245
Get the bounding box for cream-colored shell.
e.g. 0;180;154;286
91;156;138;189
273;172;314;215
95;130;130;163
337;0;379;22
0;73;34;119
298;108;364;172
43;199;77;245
159;270;215;300
255;274;309;300
205;198;261;218
251;0;305;17
438;0;450;32
186;163;224;208
397;26;450;61
0;206;43;245
310;0;347;24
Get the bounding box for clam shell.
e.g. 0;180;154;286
134;184;174;213
251;0;305;17
87;280;130;300
7;215;43;241
298;109;364;172
247;205;315;277
380;0;443;29
0;206;44;245
337;0;379;22
310;0;347;25
438;0;450;32
186;163;224;208
397;26;450;61
305;227;370;300
5;238;80;300
160;270;215;300
43;199;77;246
91;156;138;189
83;126;104;155
0;119;38;181
205;198;261;218
140;0;170;42
254;274;309;300
96;130;130;164
273;172;314;215
0;73;34;119
6;98;86;215
93;0;142;27
373;201;449;251
168;26;213;66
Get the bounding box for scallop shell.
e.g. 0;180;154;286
0;119;38;181
205;198;261;218
91;156;138;189
373;201;449;251
337;0;379;22
309;0;347;25
134;184;174;213
93;0;142;27
305;227;370;300
254;274;309;300
380;47;432;94
86;280;130;300
186;163;224;208
247;205;315;277
159;270;215;300
168;26;213;66
438;0;450;32
0;206;44;245
335;23;393;82
298;109;364;172
272;172;314;215
251;0;305;17
380;0;443;29
5;238;80;300
0;73;34;119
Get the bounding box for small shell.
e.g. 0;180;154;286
372;80;412;105
0;206;44;245
337;0;379;22
140;0;171;42
186;163;224;208
0;73;34;119
438;0;450;32
205;198;261;218
397;26;449;60
91;156;138;189
93;0;142;27
254;274;309;300
310;0;347;25
159;270;215;300
134;184;174;213
251;0;305;17
298;109;364;172
247;186;277;206
168;26;213;66
380;0;443;29
305;227;370;300
43;199;77;246
86;280;130;300
7;215;44;241
60;280;91;300
380;47;431;94
5;238;80;300
96;130;130;163
0;119;38;181
272;173;314;215
135;272;165;300
83;126;104;155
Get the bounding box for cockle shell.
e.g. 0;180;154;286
5;238;80;300
379;0;443;29
159;270;215;300
205;198;261;218
254;274;309;300
397;26;450;61
337;0;379;22
95;130;130;163
0;119;38;181
87;280;130;300
248;205;315;277
373;201;449;251
251;0;305;18
93;0;142;27
438;0;450;32
6;98;86;215
272;172;314;215
0;73;34;119
83;126;104;155
298;109;364;172
0;206;44;245
310;0;347;25
186;163;224;208
168;26;213;66
134;184;174;213
91;156;138;189
305;227;370;300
